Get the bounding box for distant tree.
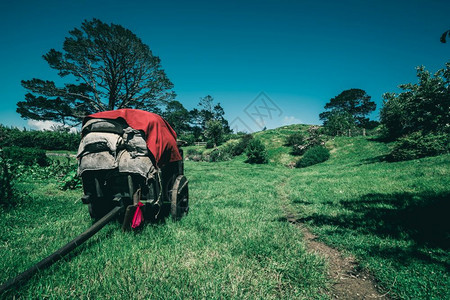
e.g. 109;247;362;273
213;103;232;134
204;120;224;147
380;64;450;139
323;111;355;136
162;100;191;133
320;88;376;136
189;95;231;137
17;18;174;126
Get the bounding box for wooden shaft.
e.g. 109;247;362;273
0;205;124;295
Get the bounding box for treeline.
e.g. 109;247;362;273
162;95;232;146
0;125;80;151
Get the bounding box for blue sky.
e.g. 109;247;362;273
0;0;449;132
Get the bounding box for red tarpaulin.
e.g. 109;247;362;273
84;109;182;166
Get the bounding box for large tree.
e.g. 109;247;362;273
320;88;376;135
162;100;191;133
17;18;174;126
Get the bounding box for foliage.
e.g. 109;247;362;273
177;133;195;146
291;126;326;155
380;64;450;140
209;145;233;162
386;131;450;162
0;151;16;207
284;132;304;149
231;133;253;156
60;165;82;190
18;18;174;126
320;88;376;135
190;95;232;138
287;132;306;155
12;158;81;190
295;146;330;168
245;139;268;164
204;120;224;147
0;125;80;151
323;110;355;136
2;146;50;167
162;100;191;133
184;147;206;162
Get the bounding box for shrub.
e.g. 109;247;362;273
289;127;327;156
295;146;330;168
209;145;233;162
2;146;50;167
177;133;195;146
232;134;253;156
0;151;16;207
245;139;268;164
60;163;82;190
186;148;201;156
0;125;80;151
386;131;450;162
285;132;305;155
285;132;304;147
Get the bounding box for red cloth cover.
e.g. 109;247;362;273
85;109;182;166
131;202;144;229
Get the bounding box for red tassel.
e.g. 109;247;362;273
131;202;144;229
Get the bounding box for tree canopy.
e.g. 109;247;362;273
17;19;174;126
190;95;231;133
162;100;191;133
380;64;450;139
320;88;376;135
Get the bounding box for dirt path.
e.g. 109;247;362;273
285;212;388;299
278;179;388;299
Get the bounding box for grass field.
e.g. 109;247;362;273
1;126;449;299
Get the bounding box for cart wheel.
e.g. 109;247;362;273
171;175;189;221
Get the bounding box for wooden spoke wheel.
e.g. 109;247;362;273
170;175;189;221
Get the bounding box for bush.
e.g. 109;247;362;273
232;134;253;156
380;64;450;140
386;131;450;162
285;132;305;155
285;132;304;147
60;163;82;190
295;146;330;168
2;146;50;167
245;139;268;164
186;148;201;156
289;127;327;156
177;133;195;146
0;125;80;151
209;145;233;162
0;152;16;207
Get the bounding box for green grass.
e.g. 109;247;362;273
1;128;449;299
284;136;450;299
0;161;328;299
